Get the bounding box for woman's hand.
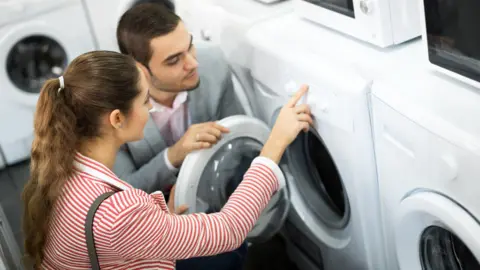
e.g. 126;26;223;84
167;185;189;215
261;85;313;163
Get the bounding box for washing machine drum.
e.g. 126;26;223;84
285;127;351;229
420;226;480;270
7;35;67;93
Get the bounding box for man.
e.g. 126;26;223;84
113;3;246;195
113;4;249;270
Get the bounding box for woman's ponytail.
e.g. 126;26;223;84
22;77;78;268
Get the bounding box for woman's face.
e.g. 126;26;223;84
120;65;152;143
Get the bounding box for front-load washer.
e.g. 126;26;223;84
371;70;480;270
82;0;175;52
0;0;96;168
174;30;386;270
237;14;422;270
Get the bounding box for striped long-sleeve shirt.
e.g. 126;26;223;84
42;152;283;269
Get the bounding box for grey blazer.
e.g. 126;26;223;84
113;45;246;193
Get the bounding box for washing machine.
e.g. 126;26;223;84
174;21;389;270
371;70;480;270
82;0;176;52
218;12;426;270
0;0;96;169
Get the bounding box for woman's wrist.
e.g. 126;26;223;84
260;134;288;164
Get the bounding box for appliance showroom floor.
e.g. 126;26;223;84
0;161;299;270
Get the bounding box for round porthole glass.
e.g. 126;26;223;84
420;226;480;270
286;128;350;229
6;35;67;94
195;137;262;213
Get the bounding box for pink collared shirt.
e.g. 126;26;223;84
149;92;189;172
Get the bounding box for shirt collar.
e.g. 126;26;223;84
73;152;132;191
150;92;188;113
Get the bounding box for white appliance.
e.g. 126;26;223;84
419;0;480;89
175;16;399;269
294;0;421;48
82;0;175;52
371;70;480;270
235;14;425;270
247;27;385;270
0;0;96;168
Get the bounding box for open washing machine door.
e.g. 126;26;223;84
174;115;291;243
395;190;480;269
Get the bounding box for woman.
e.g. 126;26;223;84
22;51;312;269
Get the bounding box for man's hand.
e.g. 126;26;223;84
167;122;230;167
167;185;189;215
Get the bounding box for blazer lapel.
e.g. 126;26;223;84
188;74;214;124
127;116;166;167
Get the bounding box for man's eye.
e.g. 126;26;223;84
167;58;179;65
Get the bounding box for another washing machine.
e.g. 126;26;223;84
371;70;480;270
0;0;96;168
82;0;175;52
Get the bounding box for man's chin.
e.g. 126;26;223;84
185;78;201;91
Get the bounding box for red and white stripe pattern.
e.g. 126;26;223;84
42;152;281;269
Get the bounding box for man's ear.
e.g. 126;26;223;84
136;62;152;81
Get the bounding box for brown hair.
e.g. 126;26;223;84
116;3;181;68
21;51;140;268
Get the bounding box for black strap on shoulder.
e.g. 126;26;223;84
85;192;115;270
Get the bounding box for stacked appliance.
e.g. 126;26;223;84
0;0;96;168
370;0;480;268
371;68;480;270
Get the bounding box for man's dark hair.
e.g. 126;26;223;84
117;2;180;68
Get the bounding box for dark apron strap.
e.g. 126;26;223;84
85;192;115;270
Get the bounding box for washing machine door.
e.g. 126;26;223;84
395;191;480;269
174;115;290;243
